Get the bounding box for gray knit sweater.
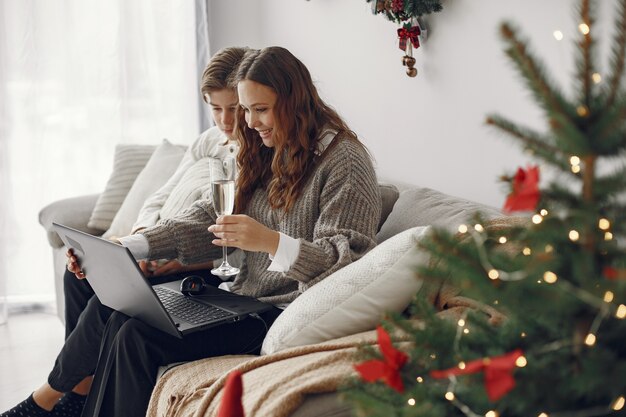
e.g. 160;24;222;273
140;136;381;305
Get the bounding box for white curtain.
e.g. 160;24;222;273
0;0;208;305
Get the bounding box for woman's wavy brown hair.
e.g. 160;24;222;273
233;46;363;213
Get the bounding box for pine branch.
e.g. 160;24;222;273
485;114;571;171
575;0;595;109
605;0;626;109
500;22;574;123
590;98;626;153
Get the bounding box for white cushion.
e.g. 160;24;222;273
158;157;225;220
261;226;431;355
87;144;156;231
103;139;186;239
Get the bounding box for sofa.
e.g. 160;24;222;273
38;142;503;417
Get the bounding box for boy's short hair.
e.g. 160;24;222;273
200;46;251;102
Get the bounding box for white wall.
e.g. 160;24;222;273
207;0;615;207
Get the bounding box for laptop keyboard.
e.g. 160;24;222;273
153;286;233;325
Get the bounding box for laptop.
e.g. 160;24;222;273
53;222;272;338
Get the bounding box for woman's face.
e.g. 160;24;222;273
205;89;238;139
237;80;277;148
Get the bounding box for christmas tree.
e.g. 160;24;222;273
344;0;626;415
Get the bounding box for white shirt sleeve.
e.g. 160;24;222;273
118;234;150;260
267;232;301;272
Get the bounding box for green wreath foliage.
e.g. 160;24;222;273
367;0;442;24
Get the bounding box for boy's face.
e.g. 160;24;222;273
206;89;238;139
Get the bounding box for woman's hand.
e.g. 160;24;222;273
208;214;280;255
66;248;86;279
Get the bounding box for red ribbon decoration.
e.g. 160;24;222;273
354;326;409;393
217;370;245;417
430;349;524;402
397;26;421;51
503;166;541;213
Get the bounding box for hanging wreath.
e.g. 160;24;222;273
366;0;443;77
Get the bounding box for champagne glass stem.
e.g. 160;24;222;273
222;245;228;266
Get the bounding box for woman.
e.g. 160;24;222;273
1;46;381;417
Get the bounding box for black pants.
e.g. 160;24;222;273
56;270;282;417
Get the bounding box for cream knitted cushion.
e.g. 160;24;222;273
103;139;186;239
261;226;430;355
87;143;157;231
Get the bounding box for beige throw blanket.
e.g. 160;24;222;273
147;217;518;417
147;297;504;417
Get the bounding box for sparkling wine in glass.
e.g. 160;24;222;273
211;178;240;276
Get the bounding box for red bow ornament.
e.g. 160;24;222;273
430;349;524;402
397;25;421;51
354;326;409;392
503;166;541;213
218;370;245;417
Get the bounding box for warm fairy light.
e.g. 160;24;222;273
493;300;499;305
540;209;548;216
416;376;424;383
458;361;466;369
585;333;597;346
408;398;416;406
458;319;466;327
523;247;532;255
532;214;543;224
515;355;528;367
499;236;507;244
488;269;500;280
579;23;590;34
485;411;499;417
545;244;554;253
599;218;610;230
430;354;437;359
463;328;470;334
543;271;558;284
474;224;484;232
592;72;602;83
576;105;589;117
570;156;580;165
616;304;626;319
605;232;614;241
604;291;614;303
571;164;581;174
553;30;564;40
569;230;580;241
445;392;455;401
458;224;468;233
613;396;625;411
521;332;527;337
538;413;549;417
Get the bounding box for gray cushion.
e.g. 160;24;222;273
376;186;502;243
378;183;399;232
291;393;353;417
39;194;103;248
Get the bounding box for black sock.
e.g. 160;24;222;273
0;393;51;417
51;392;86;417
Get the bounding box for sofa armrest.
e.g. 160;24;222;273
39;194;104;248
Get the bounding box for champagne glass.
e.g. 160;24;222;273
211;160;240;276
